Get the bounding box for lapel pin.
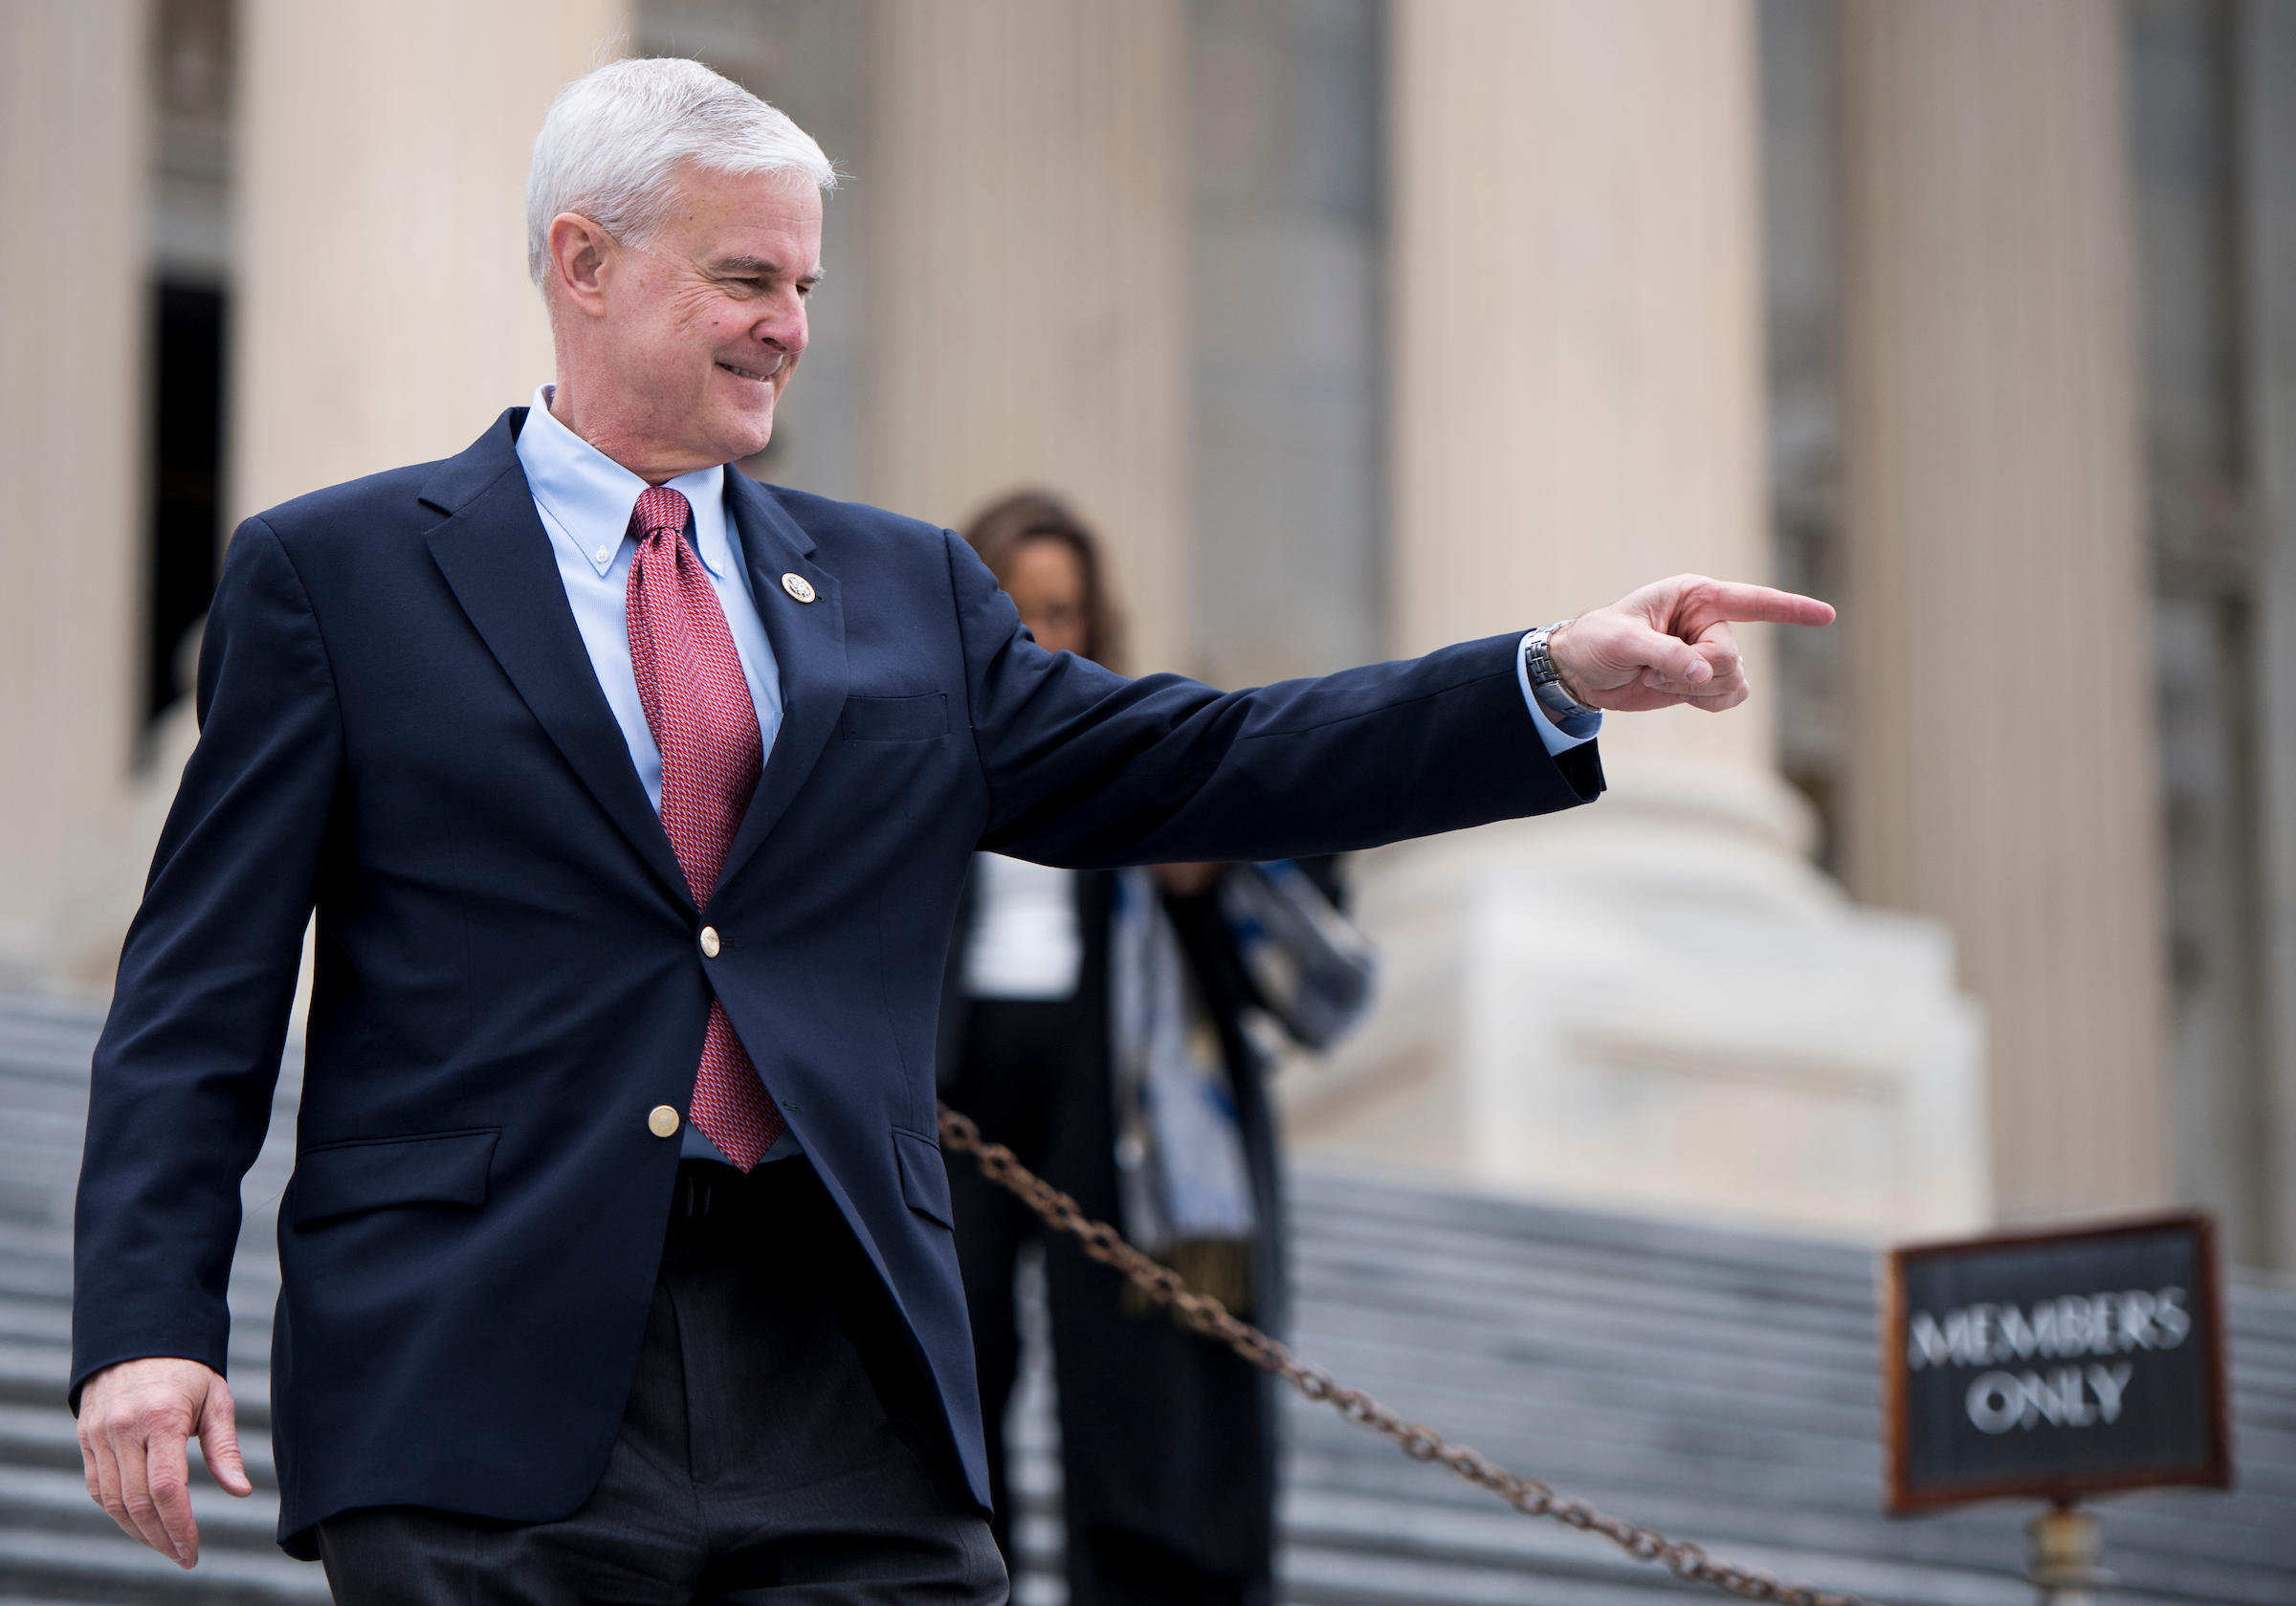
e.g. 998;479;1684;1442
781;572;816;604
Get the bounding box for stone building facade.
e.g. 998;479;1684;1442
3;0;2290;1268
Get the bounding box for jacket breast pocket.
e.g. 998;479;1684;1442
842;693;949;742
893;1128;954;1229
287;1129;499;1228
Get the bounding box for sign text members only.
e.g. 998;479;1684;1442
1882;1214;2233;1513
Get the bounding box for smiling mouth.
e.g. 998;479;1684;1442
717;357;784;384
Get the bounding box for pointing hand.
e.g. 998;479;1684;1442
1545;574;1835;714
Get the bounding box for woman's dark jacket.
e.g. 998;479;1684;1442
936;861;1339;1593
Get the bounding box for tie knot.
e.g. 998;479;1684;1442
629;485;693;543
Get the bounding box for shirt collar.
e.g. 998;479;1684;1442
516;384;735;580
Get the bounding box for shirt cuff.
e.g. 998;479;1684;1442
1516;629;1601;756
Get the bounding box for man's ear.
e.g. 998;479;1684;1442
546;212;613;319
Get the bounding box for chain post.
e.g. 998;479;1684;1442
2027;1504;2108;1606
937;1101;1888;1606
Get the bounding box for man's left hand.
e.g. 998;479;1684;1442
1546;575;1835;714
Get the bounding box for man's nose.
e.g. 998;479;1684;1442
757;296;807;358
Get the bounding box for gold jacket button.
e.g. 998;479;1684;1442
698;926;721;958
648;1105;681;1138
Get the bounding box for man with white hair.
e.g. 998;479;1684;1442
69;56;1830;1603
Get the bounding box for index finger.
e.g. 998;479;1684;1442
1679;581;1835;631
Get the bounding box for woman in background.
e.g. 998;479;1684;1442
940;491;1367;1606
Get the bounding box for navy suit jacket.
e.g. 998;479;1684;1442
72;409;1602;1554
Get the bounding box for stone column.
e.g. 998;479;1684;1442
1391;0;1777;790
1839;0;2169;1221
1290;0;1988;1241
0;0;147;982
868;0;1193;673
2241;0;2296;1272
232;0;630;519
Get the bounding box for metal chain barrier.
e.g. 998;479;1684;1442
938;1102;1885;1606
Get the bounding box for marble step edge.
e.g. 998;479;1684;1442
1273;1490;2251;1606
1293;1243;2296;1357
0;1528;324;1606
1279;1453;2296;1578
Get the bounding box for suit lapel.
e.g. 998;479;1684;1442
420;412;694;913
715;474;848;900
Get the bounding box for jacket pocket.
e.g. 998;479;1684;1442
893;1128;954;1228
287;1129;500;1227
842;693;949;742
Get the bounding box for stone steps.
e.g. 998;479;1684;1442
0;999;316;1603
1002;1165;2296;1605
5;995;2293;1605
1257;1164;2296;1606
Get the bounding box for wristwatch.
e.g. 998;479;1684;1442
1523;621;1600;725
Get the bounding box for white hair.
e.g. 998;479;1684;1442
526;56;835;287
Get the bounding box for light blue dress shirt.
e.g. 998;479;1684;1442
517;385;785;808
515;385;801;1165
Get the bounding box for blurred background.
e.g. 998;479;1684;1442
7;0;2290;1265
0;2;2292;1601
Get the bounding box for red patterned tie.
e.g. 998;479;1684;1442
625;485;784;1169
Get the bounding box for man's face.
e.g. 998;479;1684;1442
583;165;823;473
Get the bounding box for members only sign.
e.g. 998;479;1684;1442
1882;1213;2233;1512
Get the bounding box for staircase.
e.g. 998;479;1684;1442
3;992;2290;1605
1003;1172;2296;1603
0;994;321;1604
1265;1173;2295;1605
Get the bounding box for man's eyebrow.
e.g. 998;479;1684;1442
710;253;825;284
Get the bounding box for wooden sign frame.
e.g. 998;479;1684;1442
1881;1211;2234;1514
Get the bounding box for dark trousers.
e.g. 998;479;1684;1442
318;1158;1006;1606
945;1001;1258;1606
943;1001;1084;1568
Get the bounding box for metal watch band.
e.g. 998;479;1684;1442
1524;621;1600;723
